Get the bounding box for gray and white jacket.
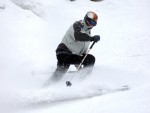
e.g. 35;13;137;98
56;20;93;56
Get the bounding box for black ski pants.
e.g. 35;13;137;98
51;53;95;81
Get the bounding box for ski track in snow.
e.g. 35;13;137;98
18;80;129;108
10;66;132;110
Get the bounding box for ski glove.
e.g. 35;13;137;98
91;35;100;42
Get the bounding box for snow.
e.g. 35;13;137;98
0;0;150;113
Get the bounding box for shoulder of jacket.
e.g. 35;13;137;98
73;20;84;29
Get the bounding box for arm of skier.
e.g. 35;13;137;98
73;22;92;41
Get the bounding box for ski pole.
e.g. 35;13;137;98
66;41;96;86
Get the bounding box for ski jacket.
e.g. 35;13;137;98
56;20;92;56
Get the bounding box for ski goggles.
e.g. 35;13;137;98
87;19;97;26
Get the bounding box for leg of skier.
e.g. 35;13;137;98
77;54;95;79
50;53;70;82
82;54;95;73
50;54;94;82
69;54;95;77
50;63;70;82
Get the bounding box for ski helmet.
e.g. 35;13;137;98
84;11;98;27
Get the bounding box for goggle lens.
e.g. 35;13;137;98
89;20;97;26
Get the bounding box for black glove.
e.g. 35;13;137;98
91;35;100;42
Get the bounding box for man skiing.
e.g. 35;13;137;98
50;11;100;82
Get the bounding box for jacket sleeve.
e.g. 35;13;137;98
73;22;92;41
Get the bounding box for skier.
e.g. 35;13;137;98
50;11;100;82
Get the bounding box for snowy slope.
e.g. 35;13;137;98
0;0;150;113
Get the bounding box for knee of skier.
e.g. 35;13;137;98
83;54;95;67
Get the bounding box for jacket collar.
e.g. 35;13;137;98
80;20;92;31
